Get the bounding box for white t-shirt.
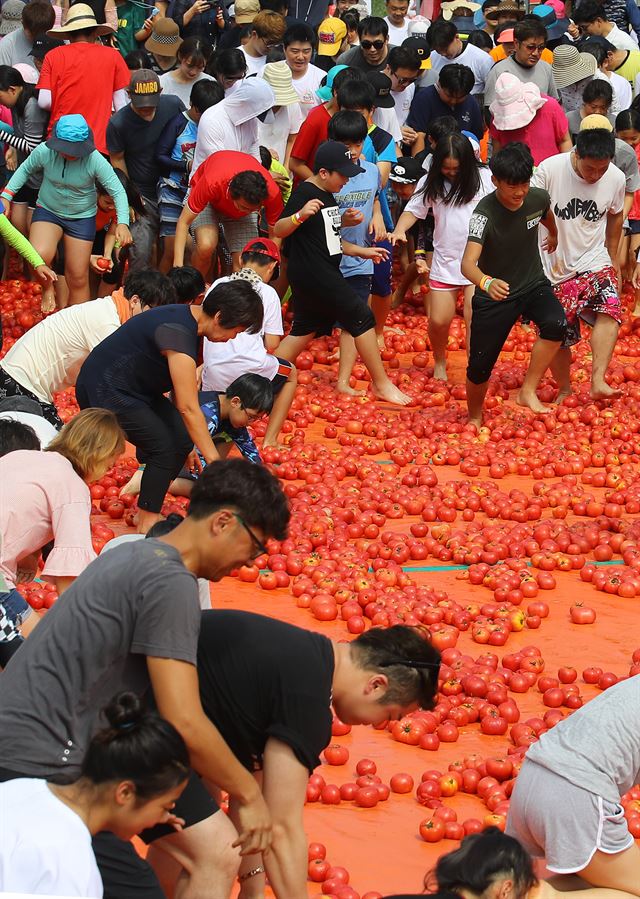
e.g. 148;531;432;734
290;63;325;120
101;535;211;609
531;152;625;284
1;296;120;403
373;104;402;142
392;83;415;127
202;274;283;389
241;46;266;75
430;42;493;94
0;411;58;447
405;165;493;284
159;70;215;108
606;23;637;51
0;778;103;896
385;16;411;44
257;101;303;164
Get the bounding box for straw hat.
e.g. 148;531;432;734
261;61;299;105
0;0;24;37
489;71;547;130
145;17;182;56
441;1;480;20
552;44;597;89
485;0;525;22
234;0;259;24
580;113;613;131
48;2;116;37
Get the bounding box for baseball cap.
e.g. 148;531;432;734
579;113;613;132
315;140;364;176
129;69;162;108
242;237;281;264
29;34;64;60
316;63;348;101
317;17;347;56
234;0;260;24
366;71;395;108
497;26;515;41
389;156;424;183
578;34;616;54
402;35;430;68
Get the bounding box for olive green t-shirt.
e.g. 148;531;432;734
467;187;551;299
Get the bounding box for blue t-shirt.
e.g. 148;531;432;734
363;125;397;231
334;161;381;279
407;85;484;141
196;391;261;469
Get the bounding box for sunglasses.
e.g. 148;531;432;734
234;513;268;559
361;39;386;50
394;74;418;85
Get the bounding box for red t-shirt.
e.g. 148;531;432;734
38;43;131;154
188;150;283;225
290;103;331;174
489;96;568;167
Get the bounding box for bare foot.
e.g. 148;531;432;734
591;382;621;400
337;383;366;396
520;321;532;333
372;381;411;405
327;349;340;363
120;469;142;497
554;387;571;404
468;416;482;430
261;440;288;450
136;510;164;535
433;359;447;381
376;332;385;350
517;390;552;414
41;289;56;314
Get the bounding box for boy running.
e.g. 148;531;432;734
461;142;567;428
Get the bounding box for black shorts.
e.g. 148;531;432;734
138;768;219;844
467;281;567;385
289;274;375;339
13;184;39;207
371;238;392;297
420;212;435;252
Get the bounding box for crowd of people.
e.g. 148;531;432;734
1;0;640;894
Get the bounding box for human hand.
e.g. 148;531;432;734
369;213;387;242
34;263;58;284
542;232;557;254
232;791;272;856
389;230;406;246
187;449;203;475
5;147;16;171
488;278;509;301
16;567;37;584
362;245;390;263
341;206;364;227
164;813;186;832
415;256;429;274
0;197;10;216
632;263;640;289
401;125;418;145
115;224;133;247
300;198;323;220
272;171;291;192
567;21;580;39
192;0;212;16
89;254;113;274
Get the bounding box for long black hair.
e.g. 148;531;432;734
426;828;538;898
420;132;483;207
0;65;37;119
81;693;189;801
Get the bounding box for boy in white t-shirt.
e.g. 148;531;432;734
531;127;625;402
202;238;296;448
284;23;326;120
385;0;411;45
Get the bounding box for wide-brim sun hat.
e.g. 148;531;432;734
489;71;547;130
441;1;480;20
12;62;39;84
408;15;430;36
48;2;115;37
485;1;525;22
0;0;25;36
145;17;182;56
46;113;96;156
552;43;597;89
261;61;299;105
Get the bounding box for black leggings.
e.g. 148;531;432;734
76;387;192;513
467;282;567;385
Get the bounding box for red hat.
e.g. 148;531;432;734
242;237;281;264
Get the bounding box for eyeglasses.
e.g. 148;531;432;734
394;73;418;85
521;42;545;51
361;39;386;50
234;513;268;559
241;405;266;422
380;658;441;672
221;73;246;84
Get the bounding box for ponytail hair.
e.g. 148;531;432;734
81;693;190;800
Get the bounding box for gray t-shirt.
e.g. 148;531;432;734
614;136;640;193
0;29;33;67
0;539;200;782
526;676;640;803
484;55;559;107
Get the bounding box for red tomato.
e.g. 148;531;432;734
308;859;330;882
323;744;349;766
308;842;326;861
390;773;414;794
355;786;379;808
96;256;111;271
570;604;596;625
419;817;446;842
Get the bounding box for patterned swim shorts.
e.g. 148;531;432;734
552;266;621;348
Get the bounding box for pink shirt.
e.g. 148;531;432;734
489;96;569;166
0;450;95;590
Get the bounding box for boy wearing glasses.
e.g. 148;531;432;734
483;18;559;107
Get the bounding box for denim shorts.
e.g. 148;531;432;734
32;205;96;242
0;588;31;625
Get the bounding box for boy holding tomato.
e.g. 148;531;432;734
461;141;566;429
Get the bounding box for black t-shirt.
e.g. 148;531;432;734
76;304;199;407
282;181;343;284
467;187;551;299
106;95;185;200
197;611;335;773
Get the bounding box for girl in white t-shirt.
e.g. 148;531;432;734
0;692;190;897
391;132;493;380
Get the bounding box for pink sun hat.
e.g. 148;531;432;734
489;71;547;130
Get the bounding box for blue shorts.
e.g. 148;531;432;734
628;219;640;236
0;588;31;625
371;238;392;297
32;205;96;242
344;274;372;303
